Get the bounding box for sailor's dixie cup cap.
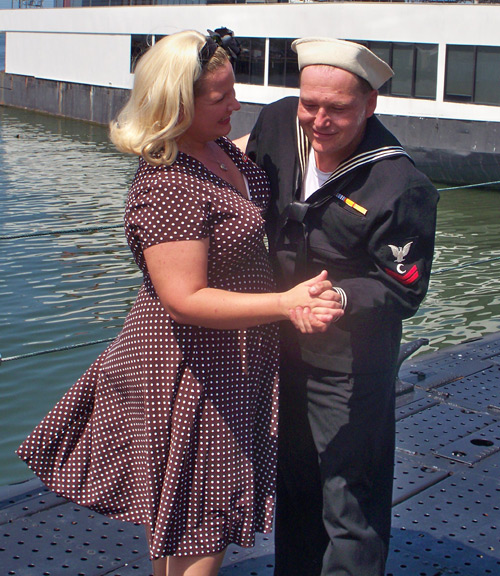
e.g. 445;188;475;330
291;37;394;90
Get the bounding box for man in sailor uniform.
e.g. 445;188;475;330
246;38;439;576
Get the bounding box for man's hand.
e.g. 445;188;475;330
289;272;344;333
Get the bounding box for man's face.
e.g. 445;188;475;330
297;65;378;171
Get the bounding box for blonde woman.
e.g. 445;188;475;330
17;29;343;576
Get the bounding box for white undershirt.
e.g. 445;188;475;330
301;149;333;201
299;150;349;313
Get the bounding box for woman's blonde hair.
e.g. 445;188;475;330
109;30;229;166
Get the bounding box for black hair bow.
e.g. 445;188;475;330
200;27;241;66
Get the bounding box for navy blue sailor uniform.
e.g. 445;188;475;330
247;96;439;576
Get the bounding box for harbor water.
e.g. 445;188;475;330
1;105;500;487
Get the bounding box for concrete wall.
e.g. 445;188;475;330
0;71;130;124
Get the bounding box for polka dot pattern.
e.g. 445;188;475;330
16;137;280;560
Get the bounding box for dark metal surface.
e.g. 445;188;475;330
2;332;500;575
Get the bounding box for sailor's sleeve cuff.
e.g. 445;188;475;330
333;287;347;311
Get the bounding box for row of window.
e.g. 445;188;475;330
56;1;260;5
131;35;500;106
360;40;500;106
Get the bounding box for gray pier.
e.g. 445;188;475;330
2;333;500;575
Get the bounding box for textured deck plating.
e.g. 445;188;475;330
2;333;500;575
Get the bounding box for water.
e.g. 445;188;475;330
1;106;500;486
0;107;140;484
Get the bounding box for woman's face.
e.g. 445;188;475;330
185;60;241;143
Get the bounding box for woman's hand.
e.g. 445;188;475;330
281;271;344;334
144;242;337;330
145;242;341;331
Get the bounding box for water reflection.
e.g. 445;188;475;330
403;186;500;349
0;108;143;483
1;106;500;484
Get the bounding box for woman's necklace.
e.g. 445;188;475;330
179;140;230;173
208;142;229;171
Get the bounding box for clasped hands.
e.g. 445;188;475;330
283;270;344;334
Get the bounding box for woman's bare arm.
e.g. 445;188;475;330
144;239;342;331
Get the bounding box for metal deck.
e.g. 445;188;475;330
2;333;500;576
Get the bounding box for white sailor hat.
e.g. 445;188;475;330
291;37;394;90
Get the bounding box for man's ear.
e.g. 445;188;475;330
366;90;378;119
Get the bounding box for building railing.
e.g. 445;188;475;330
10;0;498;10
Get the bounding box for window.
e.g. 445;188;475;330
445;45;475;103
391;43;414;97
446;45;500;105
476;47;500;105
130;35;152;73
268;38;299;88
369;42;391;96
354;40;438;100
414;44;439;99
129;35;166;73
235;38;266;85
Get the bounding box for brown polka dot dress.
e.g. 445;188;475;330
16;137;280;560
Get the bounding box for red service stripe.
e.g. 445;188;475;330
384;264;419;285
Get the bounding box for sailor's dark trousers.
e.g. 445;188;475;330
274;359;396;576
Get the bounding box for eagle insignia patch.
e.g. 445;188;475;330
389;242;413;263
384;242;419;285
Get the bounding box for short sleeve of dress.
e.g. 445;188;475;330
124;160;211;265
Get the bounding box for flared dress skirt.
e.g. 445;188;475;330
17;138;280;559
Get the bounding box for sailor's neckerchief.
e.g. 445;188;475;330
295;115;411;214
282;115;412;281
